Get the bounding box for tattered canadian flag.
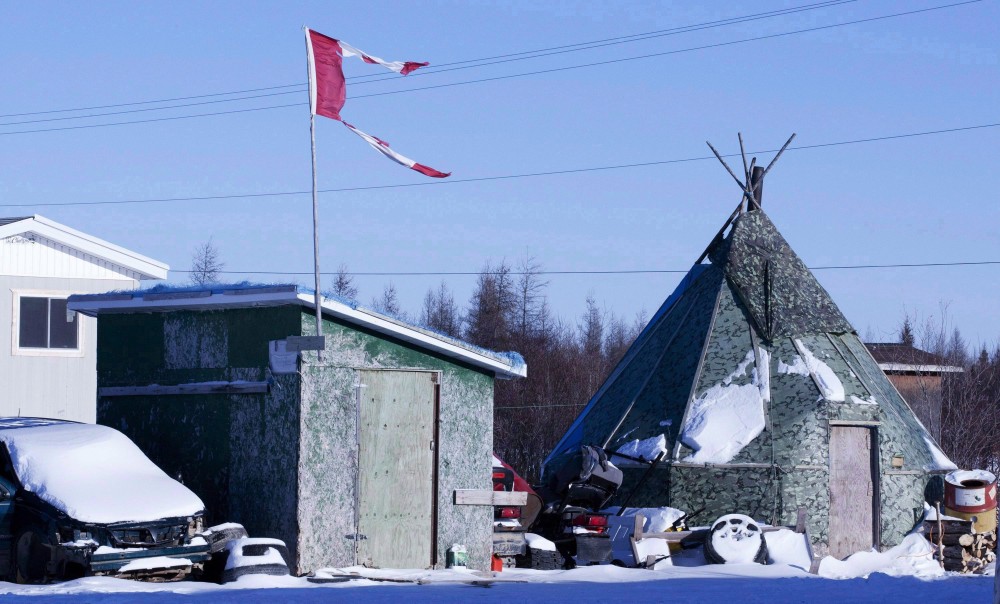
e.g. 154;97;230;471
305;28;449;178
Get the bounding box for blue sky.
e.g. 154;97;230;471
2;0;997;348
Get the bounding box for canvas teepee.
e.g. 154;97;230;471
542;143;954;557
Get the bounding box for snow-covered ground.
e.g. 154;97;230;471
1;534;992;603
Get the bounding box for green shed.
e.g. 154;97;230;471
69;283;526;573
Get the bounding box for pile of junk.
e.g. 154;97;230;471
492;444;811;570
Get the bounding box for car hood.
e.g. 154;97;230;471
1;422;204;524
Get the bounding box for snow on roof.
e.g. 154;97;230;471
0;419;204;524
67;282;526;379
0;215;168;280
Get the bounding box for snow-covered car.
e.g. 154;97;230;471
0;418;211;583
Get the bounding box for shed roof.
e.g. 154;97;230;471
68;282;527;379
0;215;169;280
865;342;963;374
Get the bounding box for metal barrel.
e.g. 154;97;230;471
944;470;998;533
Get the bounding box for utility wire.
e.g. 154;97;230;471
169;260;1000;277
346;1;984;101
0;0;853;119
0;1;980;136
2;121;996;208
346;0;858;84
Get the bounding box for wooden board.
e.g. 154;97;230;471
453;490;527;506
358;370;436;569
829;426;875;559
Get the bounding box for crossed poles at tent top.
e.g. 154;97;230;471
694;133;795;265
707;133;796;212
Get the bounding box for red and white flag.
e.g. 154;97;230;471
342;121;450;178
305;28;448;178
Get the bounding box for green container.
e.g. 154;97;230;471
446;544;468;568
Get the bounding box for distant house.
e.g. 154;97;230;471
0;215;167;422
865;343;963;442
68;283;526;573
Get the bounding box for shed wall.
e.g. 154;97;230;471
297;313;494;573
96;307;304;562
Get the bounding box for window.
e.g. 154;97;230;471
16;295;79;351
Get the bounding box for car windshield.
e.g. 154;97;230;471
0;421;203;524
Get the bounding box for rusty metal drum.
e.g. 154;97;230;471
944;470;997;533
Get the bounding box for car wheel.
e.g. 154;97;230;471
703;514;768;565
14;531;51;584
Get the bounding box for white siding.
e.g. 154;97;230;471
1;233;141;281
0;275;140;423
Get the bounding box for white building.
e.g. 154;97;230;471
0;215;167;422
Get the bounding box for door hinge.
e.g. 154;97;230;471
430;439;435;451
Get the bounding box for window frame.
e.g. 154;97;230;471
10;289;85;358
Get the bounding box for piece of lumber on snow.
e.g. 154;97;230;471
453;490;527;506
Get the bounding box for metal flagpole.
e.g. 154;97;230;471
306;29;324;362
310;115;324;361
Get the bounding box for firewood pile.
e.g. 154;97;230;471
921;517;997;574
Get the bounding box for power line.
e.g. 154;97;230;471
2;120;995;208
170;260;1000;277
0;103;303;137
0;90;305;127
0;1;980;137
346;1;984;102
0;83;305;119
346;0;859;84
0;0;853;119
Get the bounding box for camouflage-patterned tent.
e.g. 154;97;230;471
542;207;954;557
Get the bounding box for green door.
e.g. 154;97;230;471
357;370;436;568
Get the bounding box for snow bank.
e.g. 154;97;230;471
763;529;812;570
817;534;945;579
119;557;192;573
681;350;768;464
794;340;845;402
0;421;204;524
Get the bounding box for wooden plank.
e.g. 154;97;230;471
453;490;527;506
828;426;875;559
99;381;268;397
358;371;436;569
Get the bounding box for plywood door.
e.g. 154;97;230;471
829;426;875;559
357;371;436;568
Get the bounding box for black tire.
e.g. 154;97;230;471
221;563;289;584
14;531;51;584
515;546;566;570
703;514;768;565
202;524;249;554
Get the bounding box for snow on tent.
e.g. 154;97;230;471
542;137;956;559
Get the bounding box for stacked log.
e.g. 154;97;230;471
922;518;997;574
